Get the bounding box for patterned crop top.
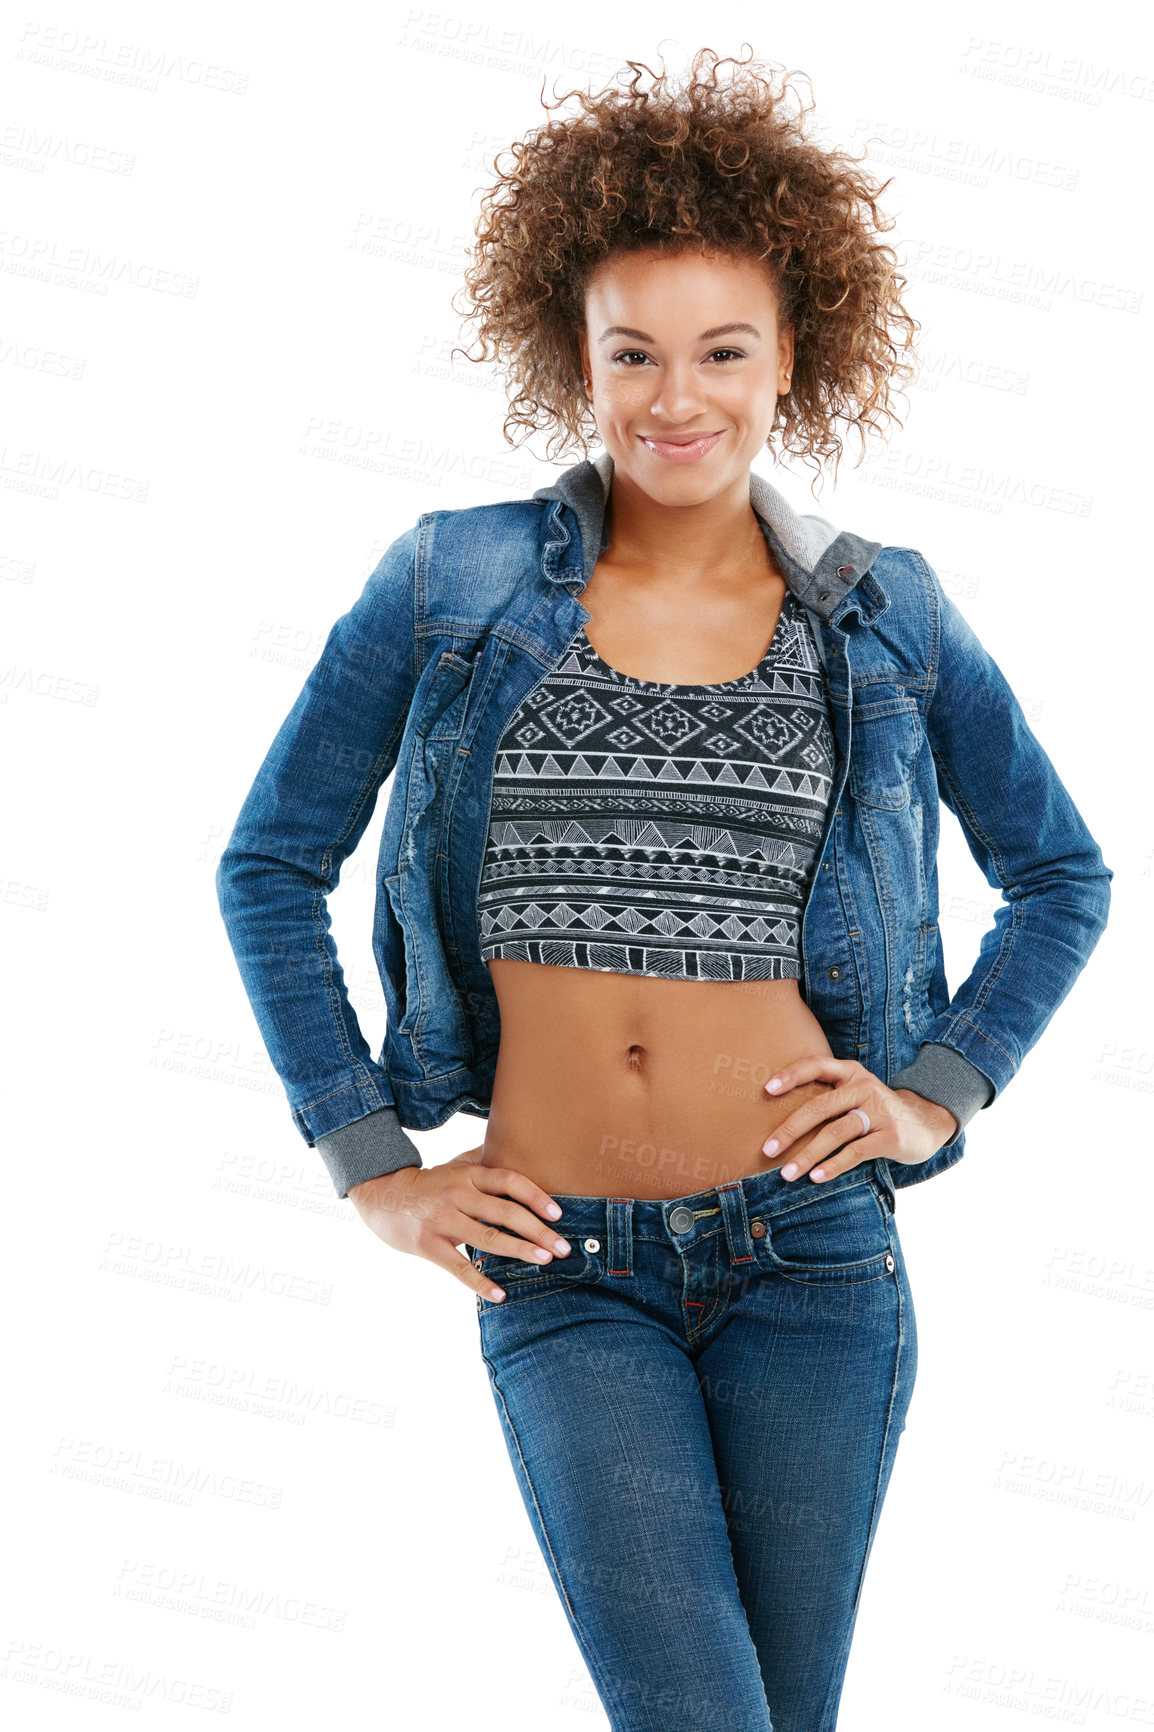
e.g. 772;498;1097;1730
477;588;836;982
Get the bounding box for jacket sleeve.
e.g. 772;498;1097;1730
889;553;1113;1142
215;528;425;1197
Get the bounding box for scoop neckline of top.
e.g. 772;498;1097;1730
577;588;796;693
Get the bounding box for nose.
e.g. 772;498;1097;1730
645;359;709;424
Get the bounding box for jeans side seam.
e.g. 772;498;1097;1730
817;1217;907;1731
479;1344;625;1726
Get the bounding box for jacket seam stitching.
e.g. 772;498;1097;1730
912;548;943;704
932;1018;1016;1072
931;745;1010;884
312;529;419;1092
298;1078;388;1120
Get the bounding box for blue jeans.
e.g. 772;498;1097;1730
468;1160;917;1731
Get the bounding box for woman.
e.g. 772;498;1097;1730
216;49;1112;1731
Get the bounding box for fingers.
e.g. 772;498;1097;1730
760;1065;877;1183
761;1072;864;1164
428;1242;509;1305
453;1162;582;1302
469;1161;565;1224
453;1164;572;1268
765;1055;855;1098
778;1119;880;1184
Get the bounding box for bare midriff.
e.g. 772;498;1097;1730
479;958;837;1199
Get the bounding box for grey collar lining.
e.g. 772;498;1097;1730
533;451;884;624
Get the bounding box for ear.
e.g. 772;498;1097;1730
779;325;795;392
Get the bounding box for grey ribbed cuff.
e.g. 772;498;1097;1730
314;1106;424;1199
889;1042;995;1146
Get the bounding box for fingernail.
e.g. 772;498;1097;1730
490;1288;505;1302
781;1162;798;1179
533;1246;552;1261
766;1077;782;1093
546;1202;562;1219
811;1168;825;1181
762;1138;779;1157
554;1239;570;1255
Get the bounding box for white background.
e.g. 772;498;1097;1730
3;2;1152;1726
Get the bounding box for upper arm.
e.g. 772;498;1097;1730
919;552;1110;913
220;524;422;890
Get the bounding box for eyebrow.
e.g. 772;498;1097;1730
597;322;762;343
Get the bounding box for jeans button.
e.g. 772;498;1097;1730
669;1206;695;1234
583;1237;601;1253
750;1218;766;1238
885;1253;895;1274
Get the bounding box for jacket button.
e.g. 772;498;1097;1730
827;965;842;980
750;1218;766;1238
822;861;831;872
818;590;830;602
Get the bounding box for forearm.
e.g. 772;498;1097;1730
916;552;1113;1114
889;1041;992;1146
317;1107;423;1199
890;1087;958;1149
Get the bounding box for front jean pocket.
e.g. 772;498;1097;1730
755;1177;895;1286
470;1243;599;1307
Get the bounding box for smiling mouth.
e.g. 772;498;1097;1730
639;430;726;461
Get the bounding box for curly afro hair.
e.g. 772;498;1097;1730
453;45;919;486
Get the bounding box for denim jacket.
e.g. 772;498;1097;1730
216;452;1112;1199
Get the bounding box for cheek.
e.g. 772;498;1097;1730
598;375;651;412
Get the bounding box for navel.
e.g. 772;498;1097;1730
625;1043;646;1072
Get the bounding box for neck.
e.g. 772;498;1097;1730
603;463;767;582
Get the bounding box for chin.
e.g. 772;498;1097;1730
620;459;745;504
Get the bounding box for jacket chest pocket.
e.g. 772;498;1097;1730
416;650;475;743
848;694;923;810
403;650;477;836
388;650;478;887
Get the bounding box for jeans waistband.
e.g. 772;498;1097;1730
543;1160;892;1279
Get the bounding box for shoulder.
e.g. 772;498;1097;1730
414;496;552;612
869;543;970;641
870;543;938;599
842;545;946;686
419;495;547;558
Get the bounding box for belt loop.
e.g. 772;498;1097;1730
873;1160;896;1217
607;1197;634;1277
716;1180;756;1267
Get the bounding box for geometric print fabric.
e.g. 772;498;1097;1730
477;587;836;982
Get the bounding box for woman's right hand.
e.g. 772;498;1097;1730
347;1146;572;1304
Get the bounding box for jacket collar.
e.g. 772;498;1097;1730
531;450;888;626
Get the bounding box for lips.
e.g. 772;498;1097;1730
640;430;726;463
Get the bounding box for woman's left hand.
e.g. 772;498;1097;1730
760;1055;958;1183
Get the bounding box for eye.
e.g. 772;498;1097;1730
608;347;747;367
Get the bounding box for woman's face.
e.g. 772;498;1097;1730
577;247;794;506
